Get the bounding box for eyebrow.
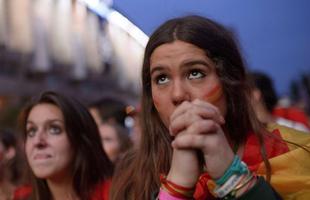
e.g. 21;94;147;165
150;66;166;76
181;60;210;68
150;59;211;76
26;119;64;125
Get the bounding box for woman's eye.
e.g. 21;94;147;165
26;127;36;137
156;75;169;85
188;70;205;80
49;125;62;135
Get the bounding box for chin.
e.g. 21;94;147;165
33;172;52;179
31;167;54;179
33;173;53;179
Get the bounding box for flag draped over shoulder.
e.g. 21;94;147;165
194;124;310;200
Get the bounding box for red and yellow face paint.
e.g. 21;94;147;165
203;83;223;104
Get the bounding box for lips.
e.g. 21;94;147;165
33;154;52;160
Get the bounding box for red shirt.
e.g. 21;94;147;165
13;180;111;200
13;185;32;200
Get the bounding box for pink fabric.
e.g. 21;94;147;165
158;189;188;200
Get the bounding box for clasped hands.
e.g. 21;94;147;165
167;99;235;188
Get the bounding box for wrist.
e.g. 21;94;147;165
214;155;248;185
205;150;235;179
166;173;197;188
168;149;200;187
211;155;257;199
160;174;195;199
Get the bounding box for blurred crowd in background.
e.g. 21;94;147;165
0;0;146;129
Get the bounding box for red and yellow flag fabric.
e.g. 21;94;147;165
194;124;310;200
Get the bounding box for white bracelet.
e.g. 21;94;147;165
213;174;244;198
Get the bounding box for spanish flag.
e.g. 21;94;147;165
194;124;310;200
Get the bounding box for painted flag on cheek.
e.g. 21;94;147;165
203;84;223;104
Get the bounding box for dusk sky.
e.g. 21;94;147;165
112;0;310;96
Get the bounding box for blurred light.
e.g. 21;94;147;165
78;0;111;17
125;116;134;128
78;0;148;47
107;11;148;47
125;105;136;115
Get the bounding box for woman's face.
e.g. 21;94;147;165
99;124;120;163
25;103;74;181
150;40;227;128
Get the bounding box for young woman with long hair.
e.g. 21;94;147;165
16;91;113;200
111;15;310;200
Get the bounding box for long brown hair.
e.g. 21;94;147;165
19;91;113;200
111;15;270;200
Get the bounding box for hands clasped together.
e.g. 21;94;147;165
167;99;235;188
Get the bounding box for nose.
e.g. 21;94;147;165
33;130;47;148
171;79;190;106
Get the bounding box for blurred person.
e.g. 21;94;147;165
88;97;128;127
88;98;133;163
273;102;310;131
16;91;113;200
99;122;132;163
126;105;142;148
272;78;310;129
250;71;310;132
111;15;310;200
273;106;310;130
0;128;30;200
0;129;23;200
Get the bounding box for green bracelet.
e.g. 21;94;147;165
215;155;248;186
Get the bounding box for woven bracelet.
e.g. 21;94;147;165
215;155;248;185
